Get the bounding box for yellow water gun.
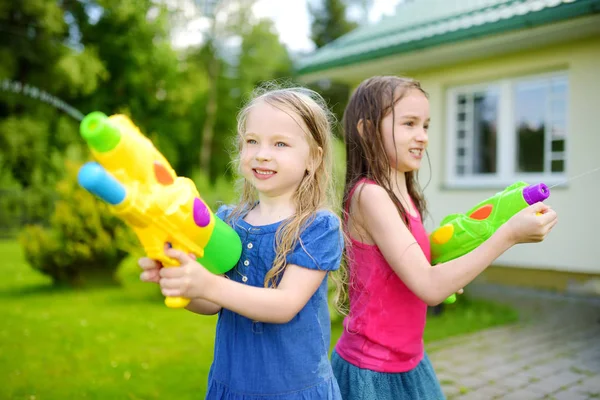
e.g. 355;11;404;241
76;112;242;308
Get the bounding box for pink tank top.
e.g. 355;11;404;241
335;179;431;373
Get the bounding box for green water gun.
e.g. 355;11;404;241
429;181;550;304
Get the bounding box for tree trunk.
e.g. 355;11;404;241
200;11;220;176
200;54;219;175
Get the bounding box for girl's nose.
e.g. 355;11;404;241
255;146;272;161
416;129;428;143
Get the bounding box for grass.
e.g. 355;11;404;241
0;240;519;399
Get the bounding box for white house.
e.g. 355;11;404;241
296;0;600;294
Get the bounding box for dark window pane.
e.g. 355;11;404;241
551;160;564;172
472;92;498;173
551;140;565;152
515;82;546;172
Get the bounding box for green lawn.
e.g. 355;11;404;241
0;240;519;399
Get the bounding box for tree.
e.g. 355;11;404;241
306;0;358;136
308;0;357;48
208;18;293;180
0;0;193;285
65;0;190;171
345;0;375;24
172;1;293;182
0;0;106;225
168;0;259;180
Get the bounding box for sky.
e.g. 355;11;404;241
252;0;403;53
171;0;403;53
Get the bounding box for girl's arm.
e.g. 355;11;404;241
354;183;557;306
159;212;342;323
201;266;327;323
185;299;222;315
162;254;327;324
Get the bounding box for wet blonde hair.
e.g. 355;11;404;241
226;81;342;289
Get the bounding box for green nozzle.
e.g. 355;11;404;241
80;111;121;152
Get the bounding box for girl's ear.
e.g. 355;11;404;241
357;119;365;138
357;119;373;138
307;146;323;175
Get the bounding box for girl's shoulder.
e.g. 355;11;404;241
215;204;235;221
309;209;342;232
350;180;392;209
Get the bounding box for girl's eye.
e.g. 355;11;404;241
275;142;287;147
404;121;414;127
424;125;430;130
246;139;257;145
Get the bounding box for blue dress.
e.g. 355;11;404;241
205;206;344;399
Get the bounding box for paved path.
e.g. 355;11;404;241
428;285;600;400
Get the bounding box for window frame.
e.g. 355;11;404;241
445;71;569;189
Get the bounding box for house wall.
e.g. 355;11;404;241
405;37;600;274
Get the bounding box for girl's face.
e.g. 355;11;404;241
380;89;430;173
241;101;313;198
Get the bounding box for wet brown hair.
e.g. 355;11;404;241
332;76;431;317
342;75;429;225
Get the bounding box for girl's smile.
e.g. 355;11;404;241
241;101;312;198
409;148;424;159
253;168;277;179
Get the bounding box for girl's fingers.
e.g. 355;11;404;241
138;257;160;270
540;209;558;224
141;270;160;282
165;248;192;265
531;202;549;214
159;277;184;290
161;287;181;297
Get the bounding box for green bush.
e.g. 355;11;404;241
18;161;138;288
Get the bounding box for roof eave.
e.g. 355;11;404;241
296;0;600;77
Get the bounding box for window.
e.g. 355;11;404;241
446;72;568;188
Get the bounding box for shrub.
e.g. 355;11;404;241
19;161;138;288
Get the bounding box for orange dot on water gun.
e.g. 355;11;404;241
469;204;493;220
432;224;454;245
153;161;175;185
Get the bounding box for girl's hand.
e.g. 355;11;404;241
138;257;162;284
138;243;174;284
503;202;558;245
158;248;215;299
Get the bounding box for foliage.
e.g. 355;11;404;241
0;0;98;206
306;0;357;137
1;0;293;283
18;161;138;287
309;0;358;48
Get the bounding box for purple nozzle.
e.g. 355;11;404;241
523;183;550;205
193;198;211;227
